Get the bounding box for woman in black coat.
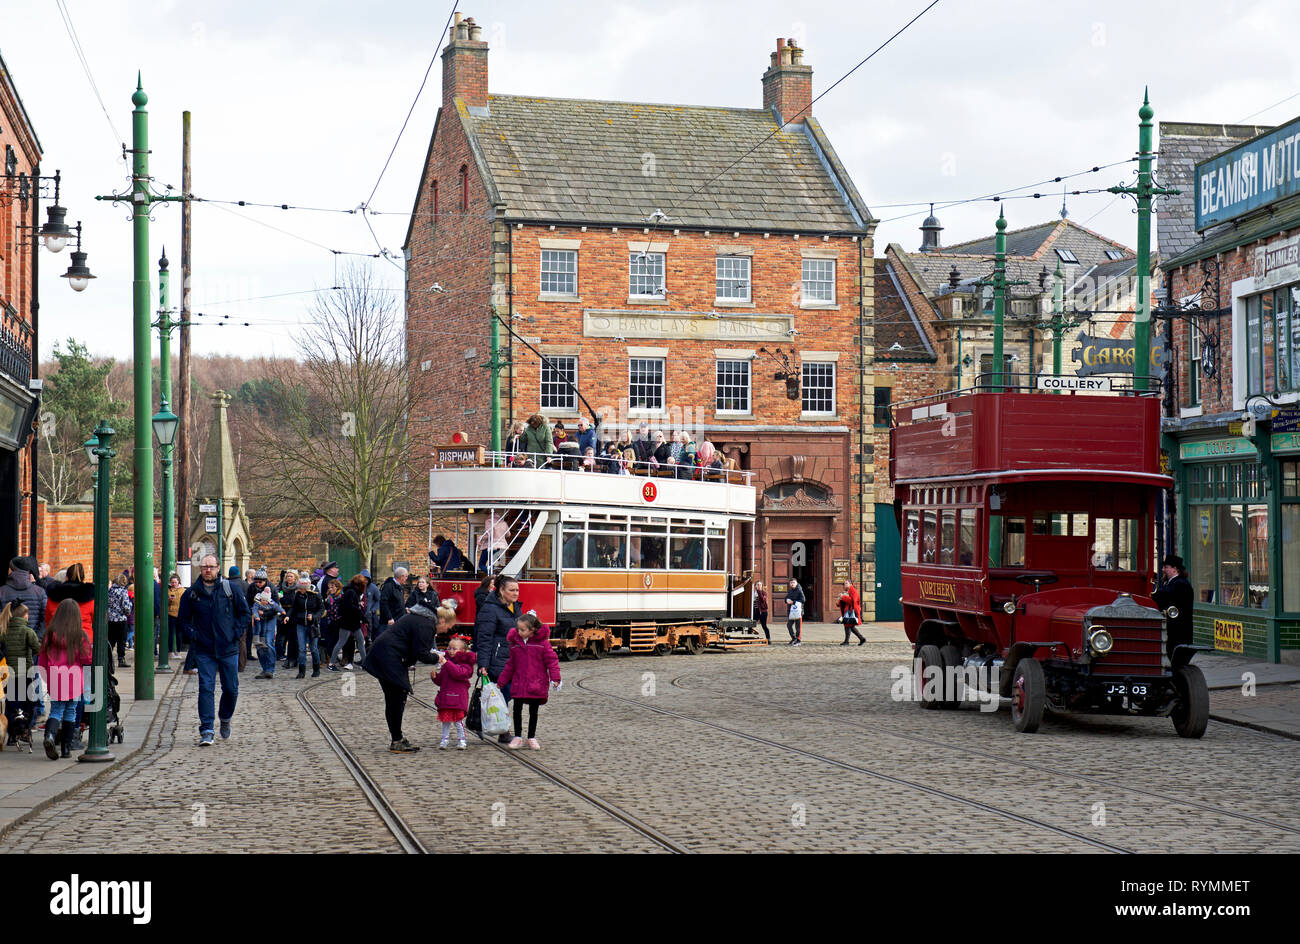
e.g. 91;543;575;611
406;575;440;611
472;577;523;744
362;604;450;752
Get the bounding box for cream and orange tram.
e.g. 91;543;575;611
428;450;763;659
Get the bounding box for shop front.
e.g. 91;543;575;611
1173;432;1300;661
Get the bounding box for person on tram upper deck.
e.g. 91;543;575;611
522;414;554;467
575;417;597;456
430;535;465;576
1152;554;1194;656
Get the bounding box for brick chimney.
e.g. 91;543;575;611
762;37;812;125
442;13;488;110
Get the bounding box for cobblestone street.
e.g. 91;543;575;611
4;634;1298;854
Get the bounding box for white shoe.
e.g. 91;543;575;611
438;740;449;750
344;663;354;671
526;738;541;750
457;741;467;750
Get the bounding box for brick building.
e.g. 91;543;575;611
0;49;42;567
1157;117;1300;663
404;15;877;620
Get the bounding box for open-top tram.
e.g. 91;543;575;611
428;451;763;658
890;385;1211;737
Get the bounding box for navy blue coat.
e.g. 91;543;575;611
473;591;521;681
178;578;252;656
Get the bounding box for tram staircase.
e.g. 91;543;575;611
487;510;541;576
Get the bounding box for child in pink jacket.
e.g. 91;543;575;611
496;613;561;750
432;634;476;750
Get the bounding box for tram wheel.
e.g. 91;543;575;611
587;641;605;660
1171;663;1209;739
681;635;703;655
653;643;673;657
559;645;581;663
939;644;963;709
917;645;944;710
1010;657;1045;734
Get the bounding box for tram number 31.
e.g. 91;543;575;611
642;481;658;502
1105;683;1148;696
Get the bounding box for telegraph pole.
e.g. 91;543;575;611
1108;90;1178;392
177;111;193;573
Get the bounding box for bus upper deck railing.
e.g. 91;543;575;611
889;375;1165;427
432;450;756;487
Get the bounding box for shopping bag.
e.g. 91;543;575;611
465;680;484;738
480;681;511;736
788;601;803;621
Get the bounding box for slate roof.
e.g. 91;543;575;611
1157;121;1273;262
460;94;871;231
897;219;1137;304
874;259;936;361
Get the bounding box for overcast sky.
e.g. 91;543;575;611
6;0;1298;362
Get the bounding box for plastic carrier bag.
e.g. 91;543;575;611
480;681;511;736
788;601;803;621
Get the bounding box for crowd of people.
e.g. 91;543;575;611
505;416;732;479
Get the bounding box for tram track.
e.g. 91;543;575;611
405;692;688;854
297;680;429;854
667;658;1300;839
573;673;1134;854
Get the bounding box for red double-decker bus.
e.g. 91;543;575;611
889;385;1209;737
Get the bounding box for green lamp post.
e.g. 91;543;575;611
80;422;116;763
153;405;179;672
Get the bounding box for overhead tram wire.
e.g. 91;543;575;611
200;200;382;258
55;0;127;161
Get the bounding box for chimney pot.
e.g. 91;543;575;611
444;10;489;109
776;38;786;49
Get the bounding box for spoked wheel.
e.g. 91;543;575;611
916;644;944;710
653;643;673;657
1171;663;1209;739
681;635;703;655
1010;656;1045;733
559;646;581;663
587;641;605;660
939;644;963;709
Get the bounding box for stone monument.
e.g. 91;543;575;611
189;390;252;574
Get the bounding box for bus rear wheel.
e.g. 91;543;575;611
917;645;944;710
939;644;963;709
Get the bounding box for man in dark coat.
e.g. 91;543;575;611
379;566;409;628
0;556;48;640
429;537;464;576
178;554;252;746
362;604;444;752
473;575;522;743
1153;554;1195;655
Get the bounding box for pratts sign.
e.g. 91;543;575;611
1195;115;1300;231
1036;375;1111;392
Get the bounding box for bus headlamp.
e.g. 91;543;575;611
1089;628;1114;654
1003;601;1017;615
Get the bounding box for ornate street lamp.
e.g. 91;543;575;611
81;421;117;763
60;222;96;292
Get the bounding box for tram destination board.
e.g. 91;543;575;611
436;444;485;466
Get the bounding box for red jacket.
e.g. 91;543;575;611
45;580;96;646
432;649;477;713
497;625;561;702
839;585;862;621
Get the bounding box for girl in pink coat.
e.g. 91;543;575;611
432;634;476;750
38;599;93;760
496;613;561;750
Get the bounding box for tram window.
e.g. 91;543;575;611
587;534;625;568
530;531;555;571
1071;513;1089;536
631;534;667;569
939;510;956;565
705;537;726;572
922;510;938;563
562;530;585;569
670;536;704;569
989;516;1026;567
958;509;976;566
905;510;920;564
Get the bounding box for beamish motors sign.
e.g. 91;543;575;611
1195;115;1300;231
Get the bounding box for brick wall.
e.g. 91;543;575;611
37;503;94;573
873;361;951;503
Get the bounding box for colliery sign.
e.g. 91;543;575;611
1071;331;1171;379
1195;115;1300;231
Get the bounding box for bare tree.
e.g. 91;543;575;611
244;265;422;566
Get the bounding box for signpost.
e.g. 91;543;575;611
1036;375;1112;392
1070;331;1171;379
435;445;485;466
204;516;217;533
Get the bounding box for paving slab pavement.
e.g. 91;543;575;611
0;653;185;837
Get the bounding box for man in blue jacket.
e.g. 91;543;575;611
178;554;251;746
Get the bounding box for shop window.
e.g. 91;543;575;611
1189;505;1216;604
1218;505;1245;608
1284;505;1300;612
1246;505;1269;609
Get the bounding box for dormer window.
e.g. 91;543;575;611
1104;249;1126;260
1055;248;1079;264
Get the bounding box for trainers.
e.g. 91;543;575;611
389;739;419;753
219;720;231;740
506;737;524;749
344;663;354;671
328;664;340;672
526;738;541;750
457;741;467;750
199;731;215;747
438;739;449;750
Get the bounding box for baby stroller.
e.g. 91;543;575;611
104;665;125;744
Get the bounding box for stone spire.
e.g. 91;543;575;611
197;389;240;499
